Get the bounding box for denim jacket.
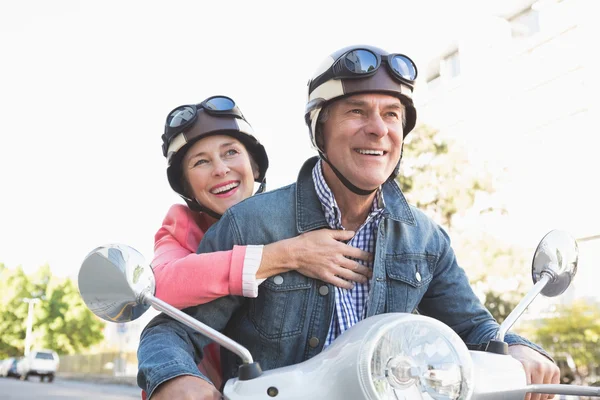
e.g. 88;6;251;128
137;156;546;397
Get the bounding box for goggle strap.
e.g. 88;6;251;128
319;152;376;196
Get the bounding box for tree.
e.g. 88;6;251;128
481;290;523;325
398;124;495;229
0;266;32;358
397;124;531;318
455;232;531;323
396;124;598;376
531;300;600;372
34;276;105;354
0;265;105;359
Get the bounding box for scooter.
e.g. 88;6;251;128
78;230;600;399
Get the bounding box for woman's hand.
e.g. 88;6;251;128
260;229;372;289
151;375;221;400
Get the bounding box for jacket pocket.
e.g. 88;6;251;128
385;254;435;312
249;272;312;339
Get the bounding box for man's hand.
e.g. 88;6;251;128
508;345;560;400
151;375;221;400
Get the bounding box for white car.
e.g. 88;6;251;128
16;350;59;382
0;357;19;378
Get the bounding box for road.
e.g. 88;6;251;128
0;376;140;399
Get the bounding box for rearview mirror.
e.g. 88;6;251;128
532;230;578;297
493;229;579;347
78;243;257;367
78;244;155;322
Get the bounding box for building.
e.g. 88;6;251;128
413;0;599;303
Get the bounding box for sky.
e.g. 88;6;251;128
0;0;472;278
0;0;597;286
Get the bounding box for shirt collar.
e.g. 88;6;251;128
295;157;416;233
312;159;385;229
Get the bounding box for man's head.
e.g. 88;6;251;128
305;45;418;195
317;93;406;192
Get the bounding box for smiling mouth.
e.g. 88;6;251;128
355;149;386;156
211;182;240;194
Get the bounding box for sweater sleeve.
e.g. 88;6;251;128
241;245;266;298
151;204;250;309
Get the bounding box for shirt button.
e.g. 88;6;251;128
308;337;320;348
319;285;329;296
273;275;284;285
416;271;422;282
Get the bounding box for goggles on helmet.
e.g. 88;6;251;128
161;96;244;157
308;48;418;95
305;45;418;196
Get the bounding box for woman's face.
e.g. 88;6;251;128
182;135;258;215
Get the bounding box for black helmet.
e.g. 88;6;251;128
162;95;269;217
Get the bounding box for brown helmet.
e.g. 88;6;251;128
162;95;268;216
305;45;418;194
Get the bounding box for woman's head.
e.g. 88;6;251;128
162;95;268;218
180;134;259;216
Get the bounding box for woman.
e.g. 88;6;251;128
154;95;372;310
146;95;373;398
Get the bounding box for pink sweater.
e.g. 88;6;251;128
152;204;248;309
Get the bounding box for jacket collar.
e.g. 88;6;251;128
296;156;415;233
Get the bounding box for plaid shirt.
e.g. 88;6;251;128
312;160;385;347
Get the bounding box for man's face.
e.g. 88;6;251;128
320;93;405;191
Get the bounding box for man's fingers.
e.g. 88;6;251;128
523;367;533;400
529;365;542;400
536;363;554;400
528;363;547;400
542;364;559;400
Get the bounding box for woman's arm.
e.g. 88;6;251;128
260;229;373;290
152;204;248;309
152;243;247;309
153;205;372;309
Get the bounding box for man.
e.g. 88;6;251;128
138;45;559;400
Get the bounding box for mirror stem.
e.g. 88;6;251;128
495;272;552;342
141;291;254;364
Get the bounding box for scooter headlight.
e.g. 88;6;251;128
358;314;473;400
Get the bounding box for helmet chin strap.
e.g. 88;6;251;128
255;178;267;195
318;145;405;196
318;151;376;196
193;201;223;220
